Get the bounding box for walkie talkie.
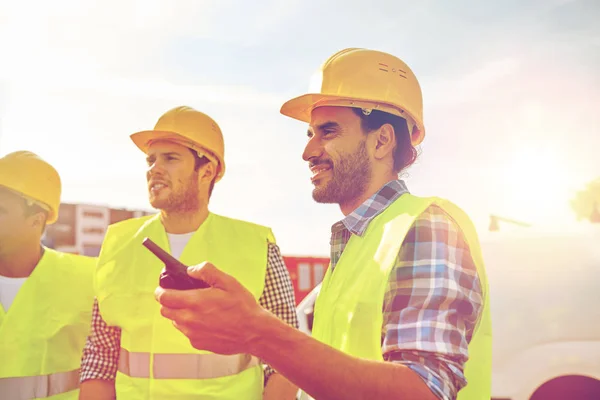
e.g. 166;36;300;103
142;237;210;290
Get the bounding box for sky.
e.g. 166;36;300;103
0;0;598;256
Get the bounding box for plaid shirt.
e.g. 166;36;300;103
80;242;298;384
330;180;483;400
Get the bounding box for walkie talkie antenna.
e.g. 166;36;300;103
142;238;176;271
142;237;210;290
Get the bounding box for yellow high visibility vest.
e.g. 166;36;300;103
312;194;492;400
96;212;274;400
0;248;96;400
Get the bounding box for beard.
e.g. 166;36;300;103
150;171;201;213
312;139;371;205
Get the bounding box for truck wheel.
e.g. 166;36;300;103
530;375;600;400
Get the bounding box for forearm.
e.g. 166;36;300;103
250;312;437;400
263;372;299;400
79;379;115;400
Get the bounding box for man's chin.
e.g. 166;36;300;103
312;187;337;204
149;198;166;210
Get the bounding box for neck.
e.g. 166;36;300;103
0;243;43;278
160;206;209;234
339;172;398;216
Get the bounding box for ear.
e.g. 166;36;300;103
199;162;217;184
27;212;47;232
372;123;396;161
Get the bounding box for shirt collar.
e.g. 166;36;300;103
331;179;410;237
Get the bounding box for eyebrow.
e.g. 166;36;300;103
307;121;341;137
146;152;181;162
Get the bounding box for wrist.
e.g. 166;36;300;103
245;308;282;359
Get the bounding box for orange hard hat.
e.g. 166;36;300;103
0;151;61;224
131;106;226;182
281;48;425;145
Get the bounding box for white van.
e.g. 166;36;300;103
296;225;600;400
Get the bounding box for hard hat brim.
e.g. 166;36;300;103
130;130;187;154
280;93;425;145
280;93;333;123
46;212;58;224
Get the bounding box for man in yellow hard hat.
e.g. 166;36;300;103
154;49;492;400
78;106;299;400
0;151;96;399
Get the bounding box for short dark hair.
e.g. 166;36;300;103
352;108;419;174
189;148;216;197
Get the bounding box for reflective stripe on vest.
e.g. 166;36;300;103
0;369;80;400
118;348;261;380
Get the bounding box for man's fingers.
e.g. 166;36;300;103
187;262;239;291
155;286;198;309
162;309;211;352
160;306;188;325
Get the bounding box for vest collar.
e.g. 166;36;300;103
332;179;410;237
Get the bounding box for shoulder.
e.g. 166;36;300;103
45;249;96;288
399;203;477;277
403;204;464;243
105;214;157;236
211;213;271;230
211;213;276;243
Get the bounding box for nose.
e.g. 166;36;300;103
146;159;165;181
302;135;322;162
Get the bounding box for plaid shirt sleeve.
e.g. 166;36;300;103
382;204;484;400
79;298;121;382
80;242;299;384
259;242;300;383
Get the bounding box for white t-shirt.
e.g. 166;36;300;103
167;232;194;260
0;275;27;311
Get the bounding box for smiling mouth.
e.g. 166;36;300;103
150;183;168;194
310;164;332;182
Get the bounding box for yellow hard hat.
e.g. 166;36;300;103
131;106;226;182
0;151;61;224
280;48;425;146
